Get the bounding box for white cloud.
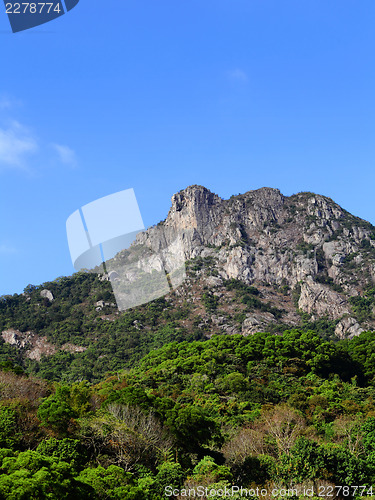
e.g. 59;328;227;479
0;121;38;168
52;143;77;167
228;68;248;83
0;95;77;172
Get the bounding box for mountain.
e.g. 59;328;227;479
112;184;375;336
1;185;375;381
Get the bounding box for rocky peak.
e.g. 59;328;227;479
103;185;375;339
170;185;222;213
166;185;222;233
131;185;375;338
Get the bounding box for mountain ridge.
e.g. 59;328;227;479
127;184;375;337
1;184;375;381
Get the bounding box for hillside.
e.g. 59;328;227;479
1;329;375;497
1;185;375;381
2;186;375;497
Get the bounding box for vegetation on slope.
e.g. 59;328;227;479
0;331;375;497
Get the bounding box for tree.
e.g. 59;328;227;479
77;465;145;499
0;449;93;499
332;415;363;457
36;438;86;471
167;404;218;452
80;404;174;471
153;461;185;496
192;456;232;483
37;391;76;435
261;404;306;456
0;405;21;449
222;427;265;464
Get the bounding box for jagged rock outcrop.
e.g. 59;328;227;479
242;313;276;335
1;329;56;361
1;329;86;361
116;185;375;338
27;337;56;361
334;317;363;339
2;329;33;349
40;289;54;302
1;184;374;374
298;278;350;318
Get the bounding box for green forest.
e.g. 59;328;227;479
1;327;375;496
1;273;375;498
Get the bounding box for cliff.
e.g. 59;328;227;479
113;185;375;338
1;184;375;381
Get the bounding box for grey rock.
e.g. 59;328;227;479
242;313;275;335
102;185;375;338
40;289;54;302
61;343;87;353
298;278;351;318
205;276;223;288
1;329;33;348
1;329;56;361
335;317;364;339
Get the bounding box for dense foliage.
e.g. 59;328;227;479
2;269;375;497
0;330;374;497
0;272;201;382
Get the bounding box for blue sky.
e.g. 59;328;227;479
1;0;375;295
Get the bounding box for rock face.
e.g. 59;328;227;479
1;329;88;361
1;329;56;361
298;278;351;318
61;343;87;354
335;317;364;339
27;337;56;361
114;185;375;338
2;185;375;364
1;329;33;349
242;313;276;335
40;289;54;302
